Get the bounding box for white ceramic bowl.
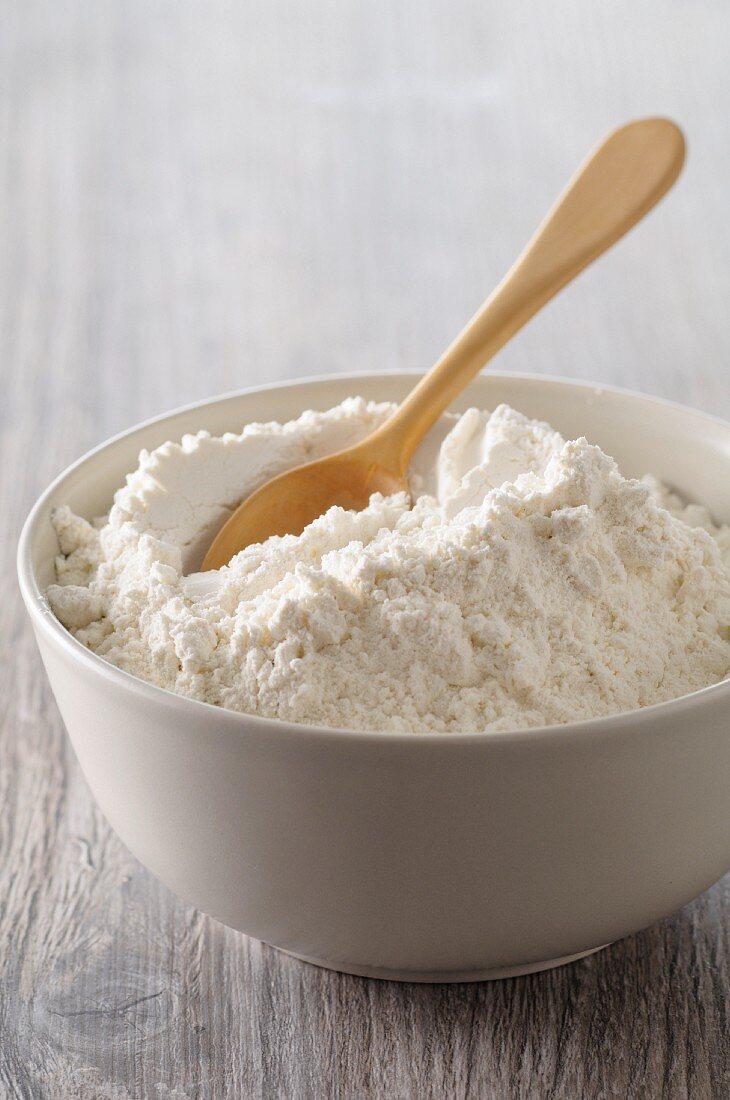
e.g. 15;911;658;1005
18;372;730;982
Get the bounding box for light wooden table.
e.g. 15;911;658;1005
2;3;730;1097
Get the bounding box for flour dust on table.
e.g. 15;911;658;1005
47;399;730;733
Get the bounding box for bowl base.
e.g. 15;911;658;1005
274;943;610;983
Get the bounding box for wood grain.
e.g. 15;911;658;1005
2;2;730;1097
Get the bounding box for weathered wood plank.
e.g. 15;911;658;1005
2;1;730;1097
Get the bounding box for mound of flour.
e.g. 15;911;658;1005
47;399;730;732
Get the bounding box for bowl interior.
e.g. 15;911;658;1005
24;372;730;591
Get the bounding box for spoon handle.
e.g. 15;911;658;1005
376;117;685;468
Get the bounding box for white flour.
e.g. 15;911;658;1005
47;399;730;733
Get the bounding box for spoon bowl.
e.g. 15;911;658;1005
205;446;408;560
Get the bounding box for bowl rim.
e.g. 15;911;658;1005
17;369;730;746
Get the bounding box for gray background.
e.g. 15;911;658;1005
2;1;730;1097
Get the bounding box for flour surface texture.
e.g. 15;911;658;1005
47;399;730;733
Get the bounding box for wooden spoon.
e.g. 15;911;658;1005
202;117;685;570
